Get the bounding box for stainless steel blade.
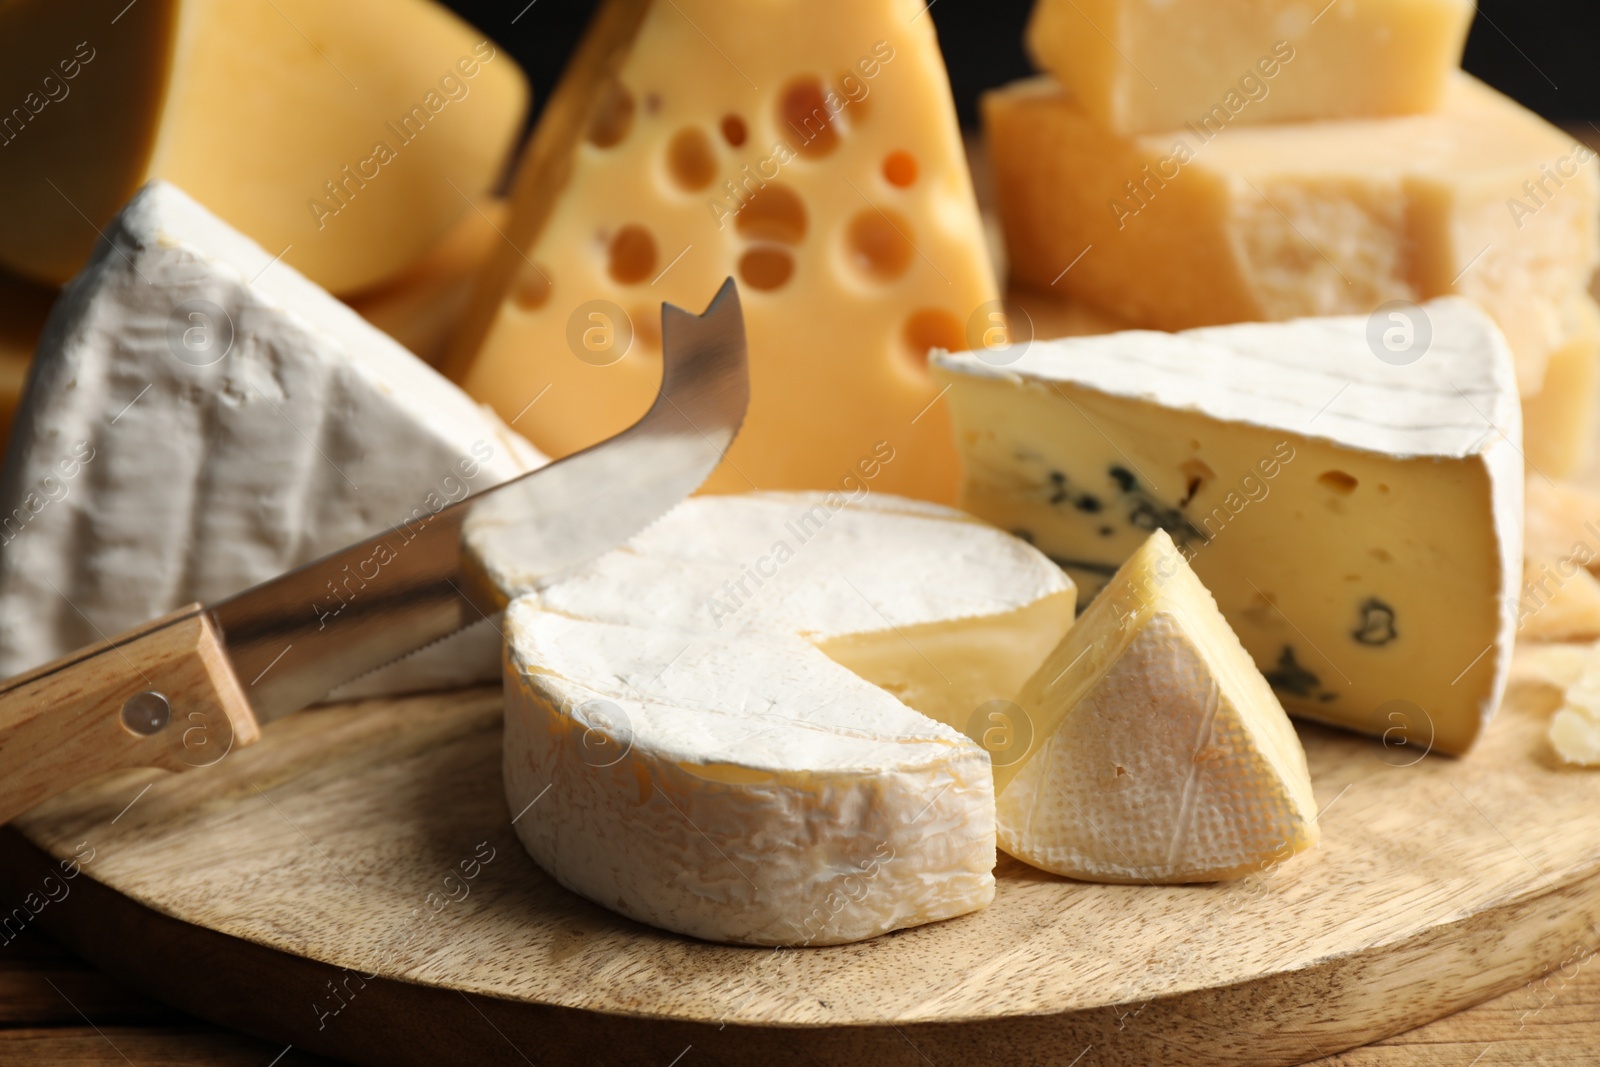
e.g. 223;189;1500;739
207;278;749;722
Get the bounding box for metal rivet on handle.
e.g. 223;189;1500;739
121;691;171;736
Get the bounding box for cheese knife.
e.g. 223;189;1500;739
0;279;749;825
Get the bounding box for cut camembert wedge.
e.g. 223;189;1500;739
997;530;1319;883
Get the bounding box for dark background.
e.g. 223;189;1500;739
446;1;1598;129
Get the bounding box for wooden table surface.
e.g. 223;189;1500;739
1;910;1596;1067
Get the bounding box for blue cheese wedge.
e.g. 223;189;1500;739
0;181;544;695
494;492;1078;945
998;530;1319;882
933;298;1522;755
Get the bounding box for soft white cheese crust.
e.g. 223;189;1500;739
505;607;996;946
932;297;1519;460
498;491;1072;635
0;181;543;691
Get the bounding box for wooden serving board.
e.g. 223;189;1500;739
4;665;1599;1067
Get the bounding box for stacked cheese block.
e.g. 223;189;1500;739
441;0;1001;503
987;0;1600;476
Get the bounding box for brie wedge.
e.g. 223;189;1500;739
997;530;1319;883
496;492;1078;945
0;181;545;694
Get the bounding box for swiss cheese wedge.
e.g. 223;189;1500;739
997;530;1319;883
0;182;545;696
446;0;997;502
491;492;1077;945
934;298;1523;756
984;73;1599;394
0;0;528;294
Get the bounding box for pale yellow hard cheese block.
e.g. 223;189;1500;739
1026;0;1474;136
983;74;1600;394
0;0;529;295
445;0;998;502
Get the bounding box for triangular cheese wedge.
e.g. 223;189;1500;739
996;530;1319;883
445;0;998;502
493;492;1078;945
0;182;546;696
935;299;1522;756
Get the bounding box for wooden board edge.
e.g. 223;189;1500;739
5;826;1598;1066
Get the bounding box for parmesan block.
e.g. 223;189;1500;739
984;73;1600;394
998;530;1318;883
1524;295;1600;478
445;0;998;503
1026;0;1474;136
0;181;546;696
0;0;528;295
495;492;1077;945
933;298;1523;755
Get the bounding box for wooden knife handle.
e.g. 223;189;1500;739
0;605;260;825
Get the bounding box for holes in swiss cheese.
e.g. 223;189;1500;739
734;184;806;293
667;127;716;191
735;185;807;244
588;79;635;148
846;208;915;281
883;150;918;188
607;225;657;285
902;308;963;367
512;268;552;312
779;76;839;159
1318;470;1359;495
739;248;795;291
721;114;748;147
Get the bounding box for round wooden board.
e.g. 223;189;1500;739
8;667;1600;1067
